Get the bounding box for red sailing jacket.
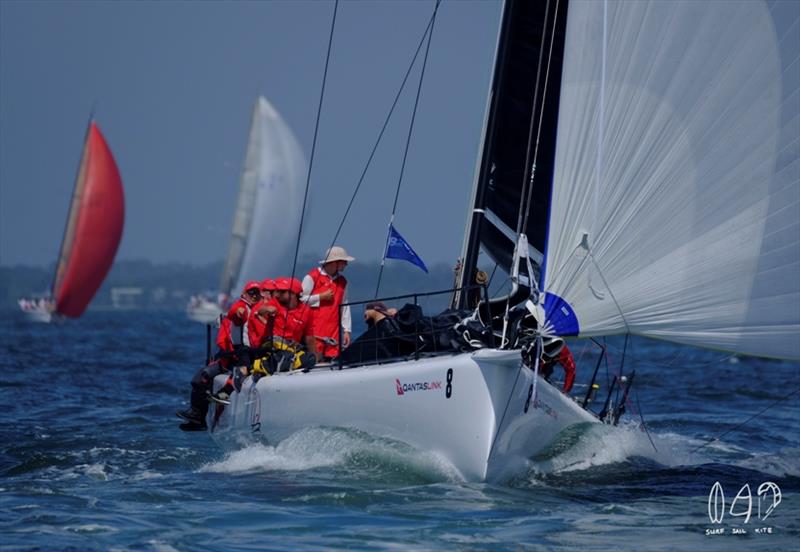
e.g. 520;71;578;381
541;343;576;393
306;268;347;358
249;298;314;347
216;298;251;351
247;299;273;347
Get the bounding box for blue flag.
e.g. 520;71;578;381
384;224;428;273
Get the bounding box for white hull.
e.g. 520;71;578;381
208;349;598;482
186;298;223;325
18;300;54;323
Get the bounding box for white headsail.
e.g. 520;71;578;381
541;1;799;359
220;97;307;297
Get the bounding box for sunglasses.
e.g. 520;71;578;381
246;290;261;296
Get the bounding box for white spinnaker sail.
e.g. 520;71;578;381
541;0;799;359
220;97;307;296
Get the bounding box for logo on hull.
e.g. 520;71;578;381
395;378;442;396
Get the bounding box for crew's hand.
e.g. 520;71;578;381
343;332;351;348
319;289;334;304
257;305;277;317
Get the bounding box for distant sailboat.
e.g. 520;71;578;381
19;120;125;323
187;97;307;324
204;0;799;481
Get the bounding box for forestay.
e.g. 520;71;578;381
220;97;307;297
541;0;799;359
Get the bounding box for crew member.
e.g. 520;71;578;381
302;246;354;360
251;277;317;372
215;281;262;352
247;278;277;347
540;336;576;393
208;278;279;405
177;281;262;430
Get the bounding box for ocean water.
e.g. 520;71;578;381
1;311;798;551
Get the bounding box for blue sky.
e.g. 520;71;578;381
0;0;502;268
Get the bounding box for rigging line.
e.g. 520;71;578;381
591;0;607;236
521;0;561;233
689;386;800;455
587;249;631;333
600;343;736;370
634;388;658;453
325;5;440;253
491;277;511;300
522;0;559;228
289;0;339;284
487;263;499;290
514;0;552;237
375;0;441;298
488;351;528;462
286;0;338;334
614;333;629;406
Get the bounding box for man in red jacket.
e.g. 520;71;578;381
177;281;262;430
302;246;354;360
249;277;318;373
540;336;576;393
246;279;277;347
216;280;262;351
250;278;314;347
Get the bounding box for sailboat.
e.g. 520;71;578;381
18;120;125;323
187;97;307;324
203;0;799;481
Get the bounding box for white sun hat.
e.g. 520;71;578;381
319;245;355;264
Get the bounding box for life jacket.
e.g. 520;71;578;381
267;298;314;344
306;268;347;358
219;298;251;349
247;299;276;347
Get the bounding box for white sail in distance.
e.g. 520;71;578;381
541;0;799;360
220;97;307;297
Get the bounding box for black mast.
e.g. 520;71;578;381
459;0;569;308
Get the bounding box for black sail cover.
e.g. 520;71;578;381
460;0;569;301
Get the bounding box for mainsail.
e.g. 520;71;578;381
460;0;568;283
51;122;125;318
218;97;306;298
462;0;799;360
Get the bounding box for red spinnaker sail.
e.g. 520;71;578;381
54;123;124;317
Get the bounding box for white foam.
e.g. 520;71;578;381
200;427;462;481
528;421;708;474
736;447;800;477
147;541;181;552
80;463;109;480
132;470;164;481
66;524;117;534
